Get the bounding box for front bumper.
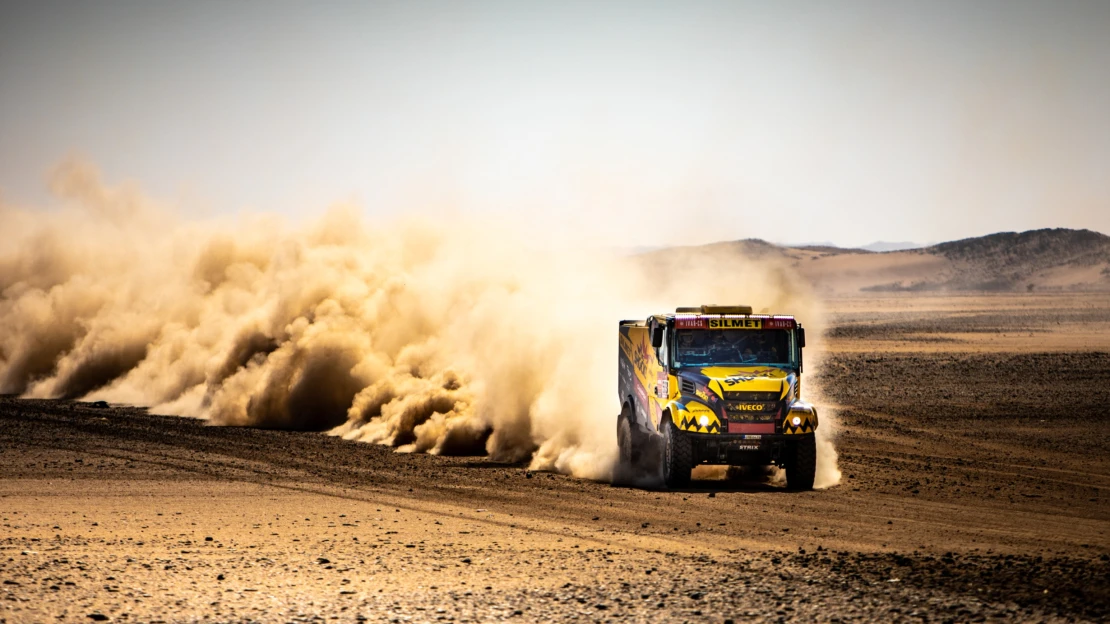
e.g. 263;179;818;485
673;399;818;436
683;432;811;466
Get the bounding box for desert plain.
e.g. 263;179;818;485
1;292;1108;623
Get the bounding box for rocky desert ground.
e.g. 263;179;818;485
2;292;1108;623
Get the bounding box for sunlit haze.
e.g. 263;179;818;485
3;5;1110;619
2;0;1108;247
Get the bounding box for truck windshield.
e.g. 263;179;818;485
673;329;795;368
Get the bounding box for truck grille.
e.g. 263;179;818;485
723;391;779;402
723;400;779;421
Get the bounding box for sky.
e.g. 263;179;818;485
1;0;1108;247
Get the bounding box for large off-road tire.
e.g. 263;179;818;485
785;435;816;491
617;403;635;467
663;417;693;488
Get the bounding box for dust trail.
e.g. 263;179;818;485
0;160;838;485
807;378;843;490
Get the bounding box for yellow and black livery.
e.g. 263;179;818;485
617;305;818;489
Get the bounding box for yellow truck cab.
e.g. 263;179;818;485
617;305;818;489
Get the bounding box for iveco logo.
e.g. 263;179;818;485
731;404;765;411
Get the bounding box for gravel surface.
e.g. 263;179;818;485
1;297;1108;623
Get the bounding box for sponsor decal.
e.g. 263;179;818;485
675;317;707;329
763;318;796;330
725;374;757;384
678;317;795;330
655;371;668;399
632;336;654;380
721;368;782;385
708;318;762;329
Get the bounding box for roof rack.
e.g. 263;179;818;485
676;305;754;315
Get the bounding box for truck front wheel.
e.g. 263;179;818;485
785;435;816;491
663;417;692;488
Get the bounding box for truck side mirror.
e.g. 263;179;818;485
797;327;806;348
651;326;664;349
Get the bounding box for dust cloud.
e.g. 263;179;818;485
0;161;838;486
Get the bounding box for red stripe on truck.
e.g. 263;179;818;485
728;423;775;434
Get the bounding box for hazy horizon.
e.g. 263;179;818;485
2;0;1109;248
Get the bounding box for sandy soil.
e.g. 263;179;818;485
822;293;1110;352
2;294;1108;623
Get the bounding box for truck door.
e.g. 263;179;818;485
649;320;669;427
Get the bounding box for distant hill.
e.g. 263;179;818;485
641;228;1110;294
909;228;1110;292
660;238;793;260
860;241;925;253
928;229;1109;263
780;241;926;253
788;244;871;255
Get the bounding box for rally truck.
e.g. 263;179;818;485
616;305;818;489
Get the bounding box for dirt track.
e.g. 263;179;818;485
2;295;1109;623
